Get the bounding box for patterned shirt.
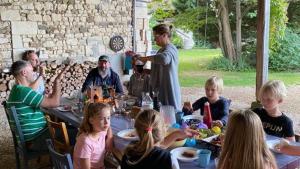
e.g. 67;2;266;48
7;84;46;141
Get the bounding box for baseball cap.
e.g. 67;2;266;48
98;55;110;62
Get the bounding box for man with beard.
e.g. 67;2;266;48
7;60;69;150
81;55;123;97
22;50;45;95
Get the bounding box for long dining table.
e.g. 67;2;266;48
42;99;300;169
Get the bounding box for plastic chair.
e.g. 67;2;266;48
45;115;72;154
46;139;74;169
2;101;49;169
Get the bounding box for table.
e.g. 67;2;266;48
43;103;300;169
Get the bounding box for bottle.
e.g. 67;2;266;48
141;92;153;110
203;102;212;129
153;91;160;111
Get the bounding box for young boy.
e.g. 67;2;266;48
183;76;230;127
253;80;295;141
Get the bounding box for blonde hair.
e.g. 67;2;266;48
259;80;287;101
205;76;224;93
78;103;111;135
124;109;165;165
217;110;277;169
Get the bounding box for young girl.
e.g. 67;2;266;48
183;76;230;127
73;103;113;169
121;109;197;169
217;110;277;169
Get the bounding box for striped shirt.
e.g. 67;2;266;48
7;84;46;141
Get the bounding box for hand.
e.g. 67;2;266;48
183;102;193;111
125;50;136;57
275;138;290;152
176;128;199;140
39;65;45;78
212;120;223;128
55;65;70;81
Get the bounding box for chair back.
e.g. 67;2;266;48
2;101;27;152
45;115;72;154
46;139;74;169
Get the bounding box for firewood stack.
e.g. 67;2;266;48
0;61;97;103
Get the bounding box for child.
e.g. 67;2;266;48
183;76;230;127
73;103;113;169
253;80;295;141
121;109;197;169
127;59;151;98
217;110;277;169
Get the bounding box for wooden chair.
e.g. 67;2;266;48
45;115;72;154
46;139;74;169
104;148;123;169
2;101;49;169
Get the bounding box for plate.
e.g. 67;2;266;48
170;147;199;162
266;139;281;153
117;129;139;141
56;106;71;112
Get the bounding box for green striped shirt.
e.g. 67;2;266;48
7;84;46;141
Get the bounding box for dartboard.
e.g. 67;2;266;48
109;35;124;52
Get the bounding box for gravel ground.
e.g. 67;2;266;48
1;85;300;167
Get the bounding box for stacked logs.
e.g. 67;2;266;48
0;61;97;103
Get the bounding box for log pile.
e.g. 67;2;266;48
0;61;97;103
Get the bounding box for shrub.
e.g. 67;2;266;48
269;28;300;71
172;33;183;49
207;56;252;71
194;39;213;49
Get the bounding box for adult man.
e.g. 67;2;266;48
7;60;68;150
81;55;123;96
22;50;45;94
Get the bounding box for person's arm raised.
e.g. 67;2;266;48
40;66;70;108
29;65;45;90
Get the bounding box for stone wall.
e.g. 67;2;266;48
0;0;134;71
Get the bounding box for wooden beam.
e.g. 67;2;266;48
256;0;270;101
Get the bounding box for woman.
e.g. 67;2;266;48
129;24;181;111
217;109;277;169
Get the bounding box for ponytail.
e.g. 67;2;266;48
124;109;164;165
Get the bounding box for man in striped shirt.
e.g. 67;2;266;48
7;60;68;150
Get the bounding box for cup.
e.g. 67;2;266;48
160;105;176;126
197;149;212;168
175;111;184;124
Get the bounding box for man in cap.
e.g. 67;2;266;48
81;55;123;95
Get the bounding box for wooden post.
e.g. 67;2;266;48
255;0;270;103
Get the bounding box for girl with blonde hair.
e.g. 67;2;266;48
73;103;113;169
217;109;277;169
121;109;197;169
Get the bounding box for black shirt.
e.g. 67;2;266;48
121;146;172;169
182;96;230;126
253;108;294;138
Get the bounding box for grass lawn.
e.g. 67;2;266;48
178;49;300;87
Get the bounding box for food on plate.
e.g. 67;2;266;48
125;131;137;138
211;126;221;135
195;128;214;140
182;150;196;158
210;135;222;146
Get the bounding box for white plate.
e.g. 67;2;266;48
170;147;199;162
117;129;139;141
266;139;281;153
182;115;203;122
56;106;71;112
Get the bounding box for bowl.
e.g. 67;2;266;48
126;99;136;106
182;115;203;129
